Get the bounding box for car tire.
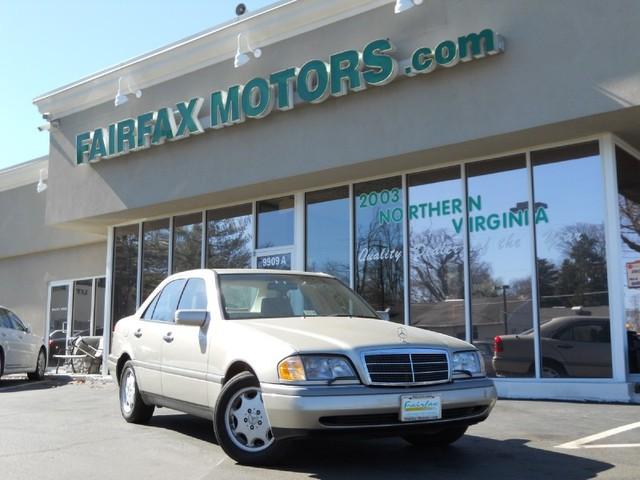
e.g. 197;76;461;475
541;359;566;378
213;371;286;465
119;361;155;424
402;426;468;447
0;350;4;380
27;349;46;381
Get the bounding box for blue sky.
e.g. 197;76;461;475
0;0;274;170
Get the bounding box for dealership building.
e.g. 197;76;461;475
1;0;640;402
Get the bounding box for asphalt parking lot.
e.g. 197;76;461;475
1;375;639;480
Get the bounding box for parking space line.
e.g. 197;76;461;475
556;421;640;449
579;443;640;449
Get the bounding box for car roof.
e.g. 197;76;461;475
213;269;332;277
165;268;333;277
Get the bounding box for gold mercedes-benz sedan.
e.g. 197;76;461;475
108;270;496;465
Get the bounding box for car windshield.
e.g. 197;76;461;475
218;273;379;320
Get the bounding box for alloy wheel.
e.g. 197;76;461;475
120;369;137;415
224;386;274;452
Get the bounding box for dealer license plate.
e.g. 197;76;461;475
399;395;442;422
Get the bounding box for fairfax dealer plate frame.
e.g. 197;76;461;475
399;395;442;422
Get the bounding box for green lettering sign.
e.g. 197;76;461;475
74;30;504;164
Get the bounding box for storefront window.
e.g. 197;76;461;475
616;146;640;374
354;177;404;323
113;224;139;327
532;142;611;378
257;196;294;249
93;278;105;336
72;279;92;336
207;204;253;268
467;155;534;378
305;186;350;284
141;219;170;303
173;213;202;273
408;167;465;339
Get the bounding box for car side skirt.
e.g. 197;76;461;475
140;391;213;420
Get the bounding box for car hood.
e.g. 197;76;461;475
237;316;473;353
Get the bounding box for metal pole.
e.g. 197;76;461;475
502;285;509;334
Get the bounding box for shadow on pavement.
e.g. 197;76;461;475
147;413;217;444
143;413;613;480
0;375;73;393
263;435;614;480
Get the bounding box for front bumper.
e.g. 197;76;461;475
261;378;496;439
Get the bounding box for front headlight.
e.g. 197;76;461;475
278;355;358;384
452;351;485;378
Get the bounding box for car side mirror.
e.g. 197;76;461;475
25;324;32;334
376;310;390;321
175;309;208;327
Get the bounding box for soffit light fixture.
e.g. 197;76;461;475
395;0;423;14
37;113;59;132
233;4;262;68
234;33;262;68
114;76;142;107
36;169;48;193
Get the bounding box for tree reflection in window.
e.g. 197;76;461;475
141;219;170;303
173;213;202;273
532;142;611;378
113;224;138;327
354;177;404;323
616;146;640;374
207;204;253;269
408;167;465;339
306;186;350;285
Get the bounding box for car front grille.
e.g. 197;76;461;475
363;350;450;386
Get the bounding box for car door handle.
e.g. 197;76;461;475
133;329;142;338
163;333;174;343
557;344;574;349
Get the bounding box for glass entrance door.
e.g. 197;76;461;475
47;278;106;368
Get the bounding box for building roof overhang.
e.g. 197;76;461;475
32;0;393;119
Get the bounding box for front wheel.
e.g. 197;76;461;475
27;349;46;380
119;361;155;424
403;426;468;447
213;372;286;465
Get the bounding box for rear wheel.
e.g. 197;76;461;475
541;359;566;378
27;349;46;380
214;372;286;465
119;361;155;424
403;426;468;447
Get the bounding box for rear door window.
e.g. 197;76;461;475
177;278;208;310
8;312;26;331
0;308;12;329
142;293;161;320
151;279;187;322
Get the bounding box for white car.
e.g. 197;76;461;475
109;270;496;465
0;306;47;381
